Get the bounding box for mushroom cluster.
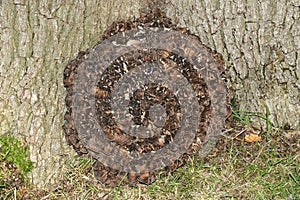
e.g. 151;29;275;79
63;8;226;186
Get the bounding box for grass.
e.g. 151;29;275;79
0;135;33;199
110;131;299;200
0;109;299;199
0;135;33;176
231;104;275;131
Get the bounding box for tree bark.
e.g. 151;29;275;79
161;0;300;129
0;0;299;187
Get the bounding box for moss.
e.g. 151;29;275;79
0;135;33;176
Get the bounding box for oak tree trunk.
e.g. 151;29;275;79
0;0;299;187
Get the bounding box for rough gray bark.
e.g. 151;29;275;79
161;0;300;129
0;0;142;187
0;0;299;187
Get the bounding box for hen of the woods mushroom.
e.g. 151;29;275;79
63;8;228;186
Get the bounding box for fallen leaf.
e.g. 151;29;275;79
245;133;262;143
287;130;300;135
283;130;300;139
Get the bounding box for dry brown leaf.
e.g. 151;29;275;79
245;133;262;143
283;130;300;139
287;130;300;135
